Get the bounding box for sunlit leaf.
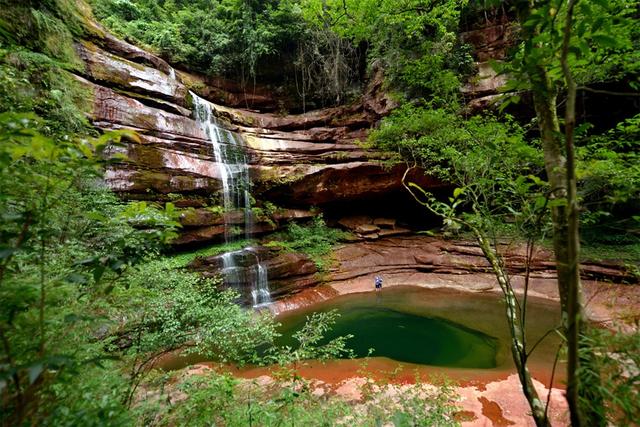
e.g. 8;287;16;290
592;34;619;48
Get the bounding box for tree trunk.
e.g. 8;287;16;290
515;1;589;425
559;2;586;424
515;1;571;314
530;70;572;317
475;231;550;427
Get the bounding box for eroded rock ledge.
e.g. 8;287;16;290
72;15;528;246
70;25;442;246
187;235;638;321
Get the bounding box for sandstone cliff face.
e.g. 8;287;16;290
68;16;511;301
189;248;319;301
73;17;635;306
75;16;513;224
460;10;517;111
186;235;637;308
72;26;446;248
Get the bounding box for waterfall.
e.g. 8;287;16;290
191;91;271;307
192;93;250;239
248;247;270;307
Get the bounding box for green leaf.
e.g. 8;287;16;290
527;175;545;186
77;257;98;266
453;187;464;199
569;46;583;59
392;411;411;426
65;273;88;285
592;34;619;49
64;313;81;323
548;198;568;208
82;355;120;369
93;265;106;283
591;17;605;32
534;196;547;210
28;363;44;385
109;260;126;273
86;211;108;222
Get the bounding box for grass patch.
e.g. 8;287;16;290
580;242;640;264
166;239;255;269
266;216;350;271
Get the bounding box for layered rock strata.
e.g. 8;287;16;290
71;27;446;246
460;10;517;110
72;13;527;247
189;235;637;307
188;247;319;301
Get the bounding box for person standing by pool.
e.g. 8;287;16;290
374;275;383;291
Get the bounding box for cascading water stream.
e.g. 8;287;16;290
247;247;270;307
191;91;271;307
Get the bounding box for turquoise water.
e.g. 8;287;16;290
276;296;499;369
159;287;561;375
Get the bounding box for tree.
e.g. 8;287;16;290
0;113;280;425
507;1;637;424
370;107;556;425
298;0;474;106
0;113;127;423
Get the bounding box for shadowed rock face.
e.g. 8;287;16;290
72;23;446;247
76;15;524;252
73;21;638;305
459;9;518;112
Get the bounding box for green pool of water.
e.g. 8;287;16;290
159;286;561;374
276;297;499;369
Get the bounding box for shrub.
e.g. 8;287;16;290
267;216;349;270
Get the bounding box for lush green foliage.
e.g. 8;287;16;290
266;216;349;270
371;101;639;259
497;0;639;100
90;0;475;107
370;105;548;237
0;114;344;423
90;0;306;79
0;0;94;135
0;112;177;423
497;0;640;257
165;239;256;269
137;370;460;427
264;310;355;366
2;0;638;425
0;0;89;66
578;328;640;426
576;115;640;246
369;3;639;425
0;49;90;135
301;0;474;106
